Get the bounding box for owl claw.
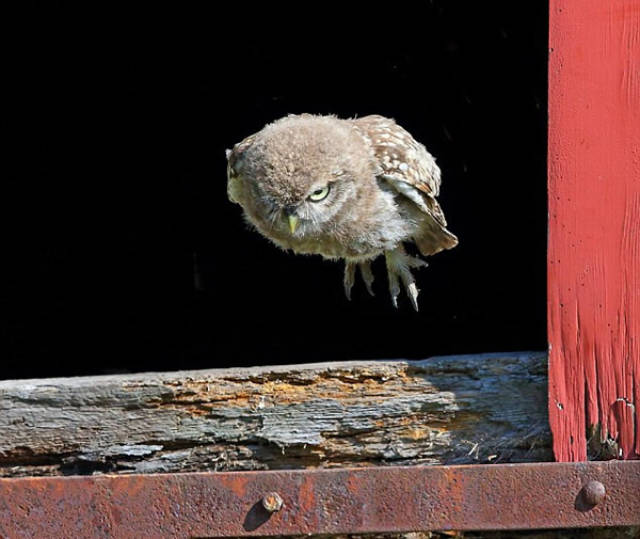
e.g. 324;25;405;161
406;282;420;312
344;262;356;300
359;262;375;296
384;247;427;311
388;270;400;308
345;261;377;300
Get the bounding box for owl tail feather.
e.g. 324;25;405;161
414;226;459;257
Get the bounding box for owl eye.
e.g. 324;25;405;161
308;185;330;202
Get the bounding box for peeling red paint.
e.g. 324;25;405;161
548;0;640;461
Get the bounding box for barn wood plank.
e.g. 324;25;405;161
0;352;549;477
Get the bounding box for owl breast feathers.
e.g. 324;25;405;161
226;114;458;310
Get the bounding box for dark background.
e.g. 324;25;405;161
5;3;548;379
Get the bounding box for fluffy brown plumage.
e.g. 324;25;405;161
226;114;458;310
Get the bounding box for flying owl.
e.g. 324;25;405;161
226;114;458;310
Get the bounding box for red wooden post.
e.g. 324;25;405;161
548;0;640;461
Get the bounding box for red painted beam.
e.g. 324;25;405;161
548;0;640;460
0;463;639;537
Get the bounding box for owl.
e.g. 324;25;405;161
226;114;458;311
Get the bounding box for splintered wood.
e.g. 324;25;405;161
0;352;549;477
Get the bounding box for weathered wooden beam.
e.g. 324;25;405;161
0;352;550;477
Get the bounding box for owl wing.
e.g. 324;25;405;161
352;115;441;196
352;115;458;255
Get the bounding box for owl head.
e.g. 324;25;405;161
226;115;376;239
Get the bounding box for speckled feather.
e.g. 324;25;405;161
352;115;457;253
352;114;441;197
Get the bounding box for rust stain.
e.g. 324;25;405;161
2;462;636;536
345;472;361;496
107;474;146;498
297;473;318;529
222;474;249;499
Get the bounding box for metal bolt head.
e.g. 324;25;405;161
582;480;606;506
261;491;283;513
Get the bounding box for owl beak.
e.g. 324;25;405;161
288;215;299;234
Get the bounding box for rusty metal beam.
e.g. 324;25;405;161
0;462;638;537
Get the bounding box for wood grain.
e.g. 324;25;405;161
548;0;640;460
0;352;549;477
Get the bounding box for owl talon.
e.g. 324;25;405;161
386;267;401;308
406;282;420;312
385;248;426;311
359;262;375;296
344;262;356;300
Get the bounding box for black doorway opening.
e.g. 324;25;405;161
6;3;548;378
